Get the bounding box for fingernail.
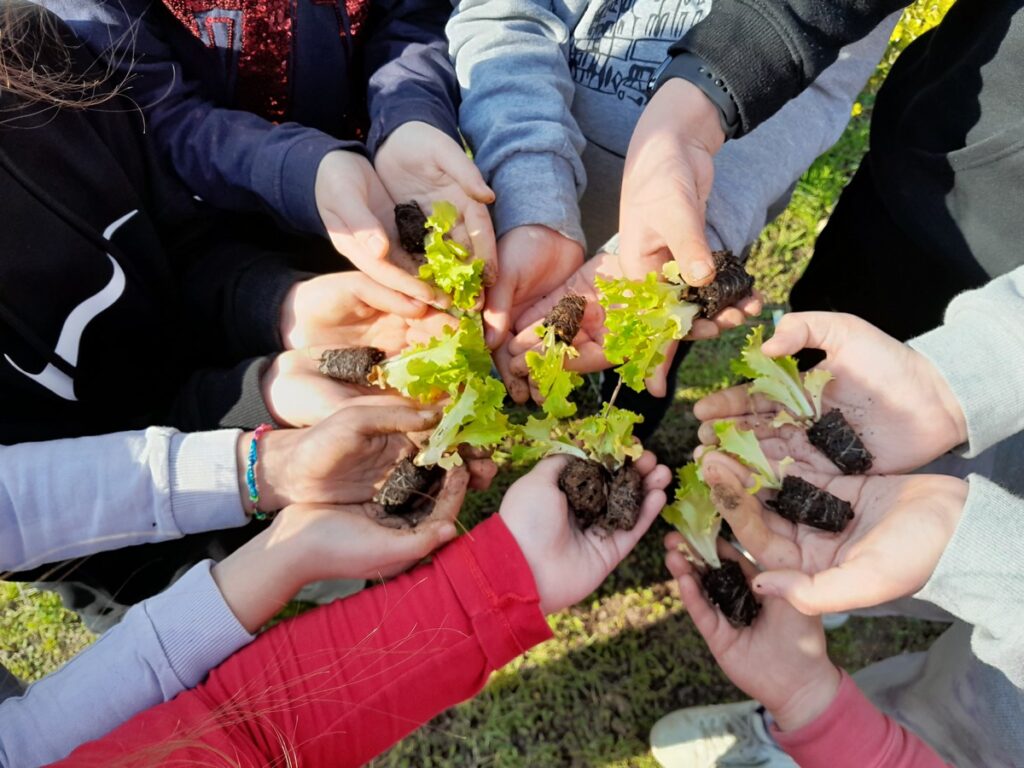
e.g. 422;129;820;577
687;261;714;282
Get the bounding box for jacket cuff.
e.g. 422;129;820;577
219;356;279;430
490;153;585;246
771;672;874;760
143;561;254;688
232;258;314;353
368;100;461;158
908;318;1024;458
435;515;553;670
168;430;248;535
274;131;366;237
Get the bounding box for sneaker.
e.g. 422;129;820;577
650;700;797;767
822;612;850;631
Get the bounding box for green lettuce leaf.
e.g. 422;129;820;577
379;315;491;402
507;415;589;465
415;375;510;469
596;269;700;391
661;462;722;569
713;420;785;491
571;403;644;469
525;326;583;419
418;202;484;310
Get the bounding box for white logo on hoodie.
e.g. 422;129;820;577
4;210;136;401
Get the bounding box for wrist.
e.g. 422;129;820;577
768;663;843;732
646;78;726;156
237;429;294;514
928;362;968;450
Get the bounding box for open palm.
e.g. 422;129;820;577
695;312;967;474
699;451;966;615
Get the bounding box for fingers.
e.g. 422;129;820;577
752;560;890;616
466;457;498;490
676;572;730;644
760;312;851;358
693;385;780;422
493;341;531;404
349;272;429;318
483;272;517;349
376;515;460;569
430;464;471;521
644;340;677;397
463;202;498;288
437;139;495;205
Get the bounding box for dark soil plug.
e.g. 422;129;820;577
395;201;428;254
603;461;643;531
545;294;587;345
318;346;386;386
559;457;608;529
701;560;760;627
807;409;874;474
768;476;854;533
376;458;444;519
681;250;755;318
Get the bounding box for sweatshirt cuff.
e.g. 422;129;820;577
232;258;314;354
490;153;586;246
275;131;366;237
143;560;254;689
771;672;876;761
168;430;247;535
916;475;1023;620
908;318;1024;457
368;99;461;158
220;357;279;430
435;515;553;670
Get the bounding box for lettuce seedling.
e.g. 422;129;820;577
418;201;485;310
713;420;791;492
416;375;511;469
526;324;584;419
661;462;722;568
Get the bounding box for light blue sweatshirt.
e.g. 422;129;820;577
0;428;253;767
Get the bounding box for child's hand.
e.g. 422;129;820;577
213;467;468;632
315;150;440;305
250;396;439;509
698;451;967;616
665;536;842;732
694;312;966;474
500;452;672;614
280;271;456;351
374;122;497;285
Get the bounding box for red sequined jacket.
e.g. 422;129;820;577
51;0;460;235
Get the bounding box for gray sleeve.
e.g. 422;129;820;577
705;13;899;253
908;266;1024;457
0;428;247;571
915;475;1024;689
0;561;253;767
448;0;588;246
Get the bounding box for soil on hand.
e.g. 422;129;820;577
807;408;874;474
559;457;608;529
376;458;444;523
681;250;755;318
768;475;854;533
545;294;587;345
701;560;760;627
395;201;428;254
318;346;386;386
604;461;643;531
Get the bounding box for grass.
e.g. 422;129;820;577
0;2;954;765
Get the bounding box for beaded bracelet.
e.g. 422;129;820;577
245;423;275;521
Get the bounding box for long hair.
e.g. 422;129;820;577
0;1;118;109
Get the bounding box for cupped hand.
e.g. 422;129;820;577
698;450;967;616
665;536;841;732
500;451;672;614
315;149;441;305
695;312;967;474
280;270;457;351
256;396;440;508
375;121;497;286
619;79;723;286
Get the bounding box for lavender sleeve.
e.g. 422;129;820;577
0;561;253;767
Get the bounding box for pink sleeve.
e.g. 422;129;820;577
771;672;949;768
53;515;553;767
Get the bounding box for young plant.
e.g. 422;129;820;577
713;420;789;491
416;374;511;469
418;201;485;311
661;462;760;627
525;295;586;418
731;326;873;474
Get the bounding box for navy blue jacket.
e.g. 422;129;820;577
45;0;460;236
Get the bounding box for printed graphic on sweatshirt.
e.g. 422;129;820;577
570;0;709;105
4;211;136;402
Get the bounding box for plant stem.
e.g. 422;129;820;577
607;376;624;409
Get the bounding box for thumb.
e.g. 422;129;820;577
350;404;441;436
437;140;495;203
383;516;460;561
528;455;571;485
753;564;884;616
761;312;848;358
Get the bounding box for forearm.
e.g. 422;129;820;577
55;516;551;766
365;0;461;154
706;14;899;253
0;561;252;768
915;475;1024;689
908;267;1024;456
772;672;948;767
0;429;245;571
670;0;909;136
449;0;587;243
